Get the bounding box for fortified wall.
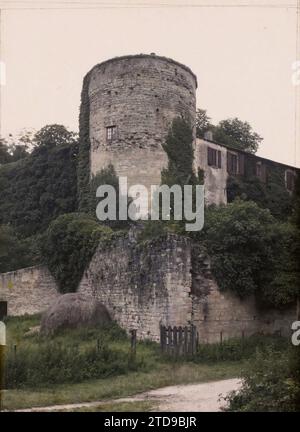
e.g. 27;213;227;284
0;266;59;316
0;234;295;342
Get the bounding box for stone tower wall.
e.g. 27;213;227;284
88;54;197;191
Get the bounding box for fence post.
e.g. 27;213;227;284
184;326;188;356
173;326;178;358
178;326;183;356
130;329;137;358
0;322;6;412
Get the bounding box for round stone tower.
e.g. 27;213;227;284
86;54;197;190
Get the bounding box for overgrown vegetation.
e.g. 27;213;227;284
78;72;92;212
224;347;299;412
160;117;203;231
4;315;288;404
200;200;299;308
196;109;262;154
4;316;144;389
90;164;133;229
0;225;41;273
0;125;78;238
227;168;293;221
40;213;113;293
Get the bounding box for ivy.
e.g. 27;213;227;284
41;213;113;293
78;71;92;212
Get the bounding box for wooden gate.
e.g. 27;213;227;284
160;325;198;357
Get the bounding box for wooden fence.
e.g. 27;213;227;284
160;325;199;357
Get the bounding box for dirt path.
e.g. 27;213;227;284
14;378;241;412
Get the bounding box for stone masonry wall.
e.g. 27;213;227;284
0;236;295;342
88;54;197;194
191;244;296;343
78;234;193;341
0;266;60;316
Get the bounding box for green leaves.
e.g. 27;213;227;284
202;200;299;307
41;213;112;293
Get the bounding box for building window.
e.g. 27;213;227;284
208;147;221;168
227;152;238;175
106;126;117;141
0;301;7;320
256;162;262;178
285;170;296;192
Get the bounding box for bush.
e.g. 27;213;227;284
0;125;78;238
195;335;289;363
224;346;299;412
5;339;134;389
201;200;299;307
41;213;113;293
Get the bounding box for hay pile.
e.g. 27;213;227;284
41;293;111;335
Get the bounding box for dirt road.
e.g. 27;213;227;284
14;378;241;412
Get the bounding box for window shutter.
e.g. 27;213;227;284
238;154;245;175
217;151;222;168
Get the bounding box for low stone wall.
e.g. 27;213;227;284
0;265;60;316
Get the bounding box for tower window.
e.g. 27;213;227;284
106;126;117;141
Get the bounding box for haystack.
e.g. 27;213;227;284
41;293;111;335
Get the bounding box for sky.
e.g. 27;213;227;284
1;0;299;167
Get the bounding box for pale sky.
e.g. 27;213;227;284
1;0;299;167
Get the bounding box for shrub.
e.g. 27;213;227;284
224;346;299;412
41;213;113;293
195;335;289;363
5;340;133;388
201;200;299;307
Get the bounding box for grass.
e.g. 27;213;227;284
60;401;157;412
3;361;243;411
2;314;286;411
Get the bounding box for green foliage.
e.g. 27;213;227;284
162;117;197;187
90;164;132;229
224;347;299;411
0;125;78;237
41;213;113;293
5;321;140;389
213;117;262;154
0;225;41;273
195;335;288;363
196;109;212;138
227;170;293;221
137;220;168;242
78;72;92;211
161;117;203;229
33;124;77;149
201;200;299;307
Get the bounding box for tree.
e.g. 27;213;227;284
214;118;262;153
0;139;11;164
33;124;78;150
0;124;78;237
196;109;212;138
202;200;298;306
41;213;112;293
0;225;40;272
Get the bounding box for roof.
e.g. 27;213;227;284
85;53;198;88
197;137;300;171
